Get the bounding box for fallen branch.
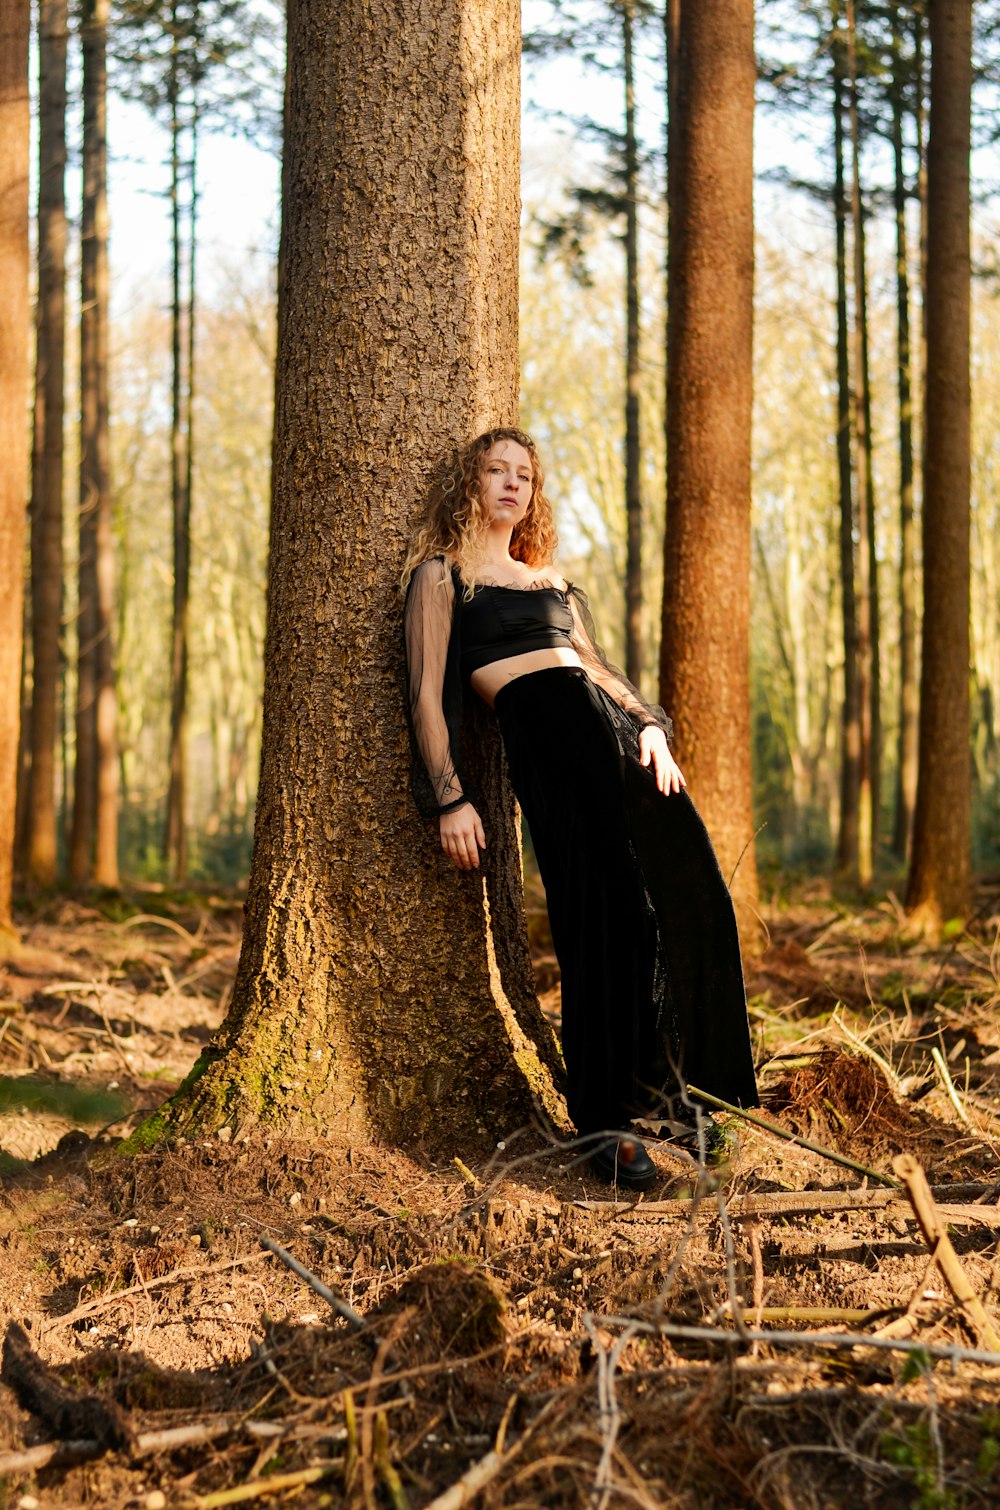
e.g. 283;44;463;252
260;1236;365;1331
44;1249;272;1333
195;1464;335;1508
0;1439;101;1474
719;1305;898;1326
0;1418;237;1476
891;1153;1000;1352
577;1181;996;1219
687;1085;900;1187
599;1313;1000;1368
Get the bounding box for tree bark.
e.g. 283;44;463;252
832;11;860;882
846;0;879;885
147;0;562;1147
165;6;191;881
906;0;972;928
622;0;642;687
891;0;918;861
0;0;31;940
661;0;759;932
73;0;118;888
26;0;68;887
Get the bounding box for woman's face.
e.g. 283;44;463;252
480;440;533;528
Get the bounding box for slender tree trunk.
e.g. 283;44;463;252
0;0;31;941
891;0;918;861
146;0;564;1147
88;0;118;888
72;0;112;882
622;0;642;686
832;12;860;881
26;0;68;887
906;0;972;928
846;0;878;885
165;14;190;880
661;0;759;932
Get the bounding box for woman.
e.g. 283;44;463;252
403;427;758;1190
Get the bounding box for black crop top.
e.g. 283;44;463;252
403;559;674;818
458;584;575;680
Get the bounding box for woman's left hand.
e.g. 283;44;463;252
638;725;686;795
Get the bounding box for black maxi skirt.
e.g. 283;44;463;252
493;666;759;1137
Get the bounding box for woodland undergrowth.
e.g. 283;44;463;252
0;880;998;1507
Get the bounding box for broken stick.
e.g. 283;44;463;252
260;1235;366;1331
891;1153;1000;1353
688;1084;900;1187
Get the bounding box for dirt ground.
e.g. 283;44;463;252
1;879;1000;1509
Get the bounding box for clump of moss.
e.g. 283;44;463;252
383;1259;507;1356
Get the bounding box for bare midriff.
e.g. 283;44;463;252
470;646;584;708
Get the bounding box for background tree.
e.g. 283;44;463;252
890;0;921;860
71;0;119;888
113;0;280;878
0;0;31;940
148;0;563;1145
24;0;69;887
661;0;760;933
906;0;972;927
527;0;655;687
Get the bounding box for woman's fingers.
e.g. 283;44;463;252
439;805;486;869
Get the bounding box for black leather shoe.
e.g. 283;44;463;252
589;1134;658;1192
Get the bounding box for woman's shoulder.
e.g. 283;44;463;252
411;555;455;585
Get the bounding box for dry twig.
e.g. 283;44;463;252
891;1153;1000;1351
687;1084;899;1187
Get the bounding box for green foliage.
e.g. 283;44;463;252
880;1420;955;1510
0;1078;127;1123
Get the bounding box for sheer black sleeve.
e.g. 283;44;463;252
566;584;674;742
403;559;477;818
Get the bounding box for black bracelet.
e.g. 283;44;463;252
437;795;470;816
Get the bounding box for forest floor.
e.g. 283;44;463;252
0;877;999;1509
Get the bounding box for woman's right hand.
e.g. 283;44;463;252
439;803;487;870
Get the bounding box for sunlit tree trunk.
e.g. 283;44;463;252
907;0;972;928
847;0;879;884
149;0;563;1146
0;0;31;940
661;0;759;934
72;0;118;888
164;18;190;881
832;12;860;882
26;0;68;886
891;0;918;861
622;0;642;686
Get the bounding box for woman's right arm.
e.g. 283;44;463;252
404;560;486;868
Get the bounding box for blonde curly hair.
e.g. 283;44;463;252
401;427;558;594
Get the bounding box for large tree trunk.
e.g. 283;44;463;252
891;0;918;861
0;0;31;941
622;0;642;687
72;0;117;888
146;0;562;1147
661;0;759;932
26;0;68;887
832;12;861;881
906;0;972;928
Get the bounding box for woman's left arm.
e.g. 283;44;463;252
565;585;685;795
